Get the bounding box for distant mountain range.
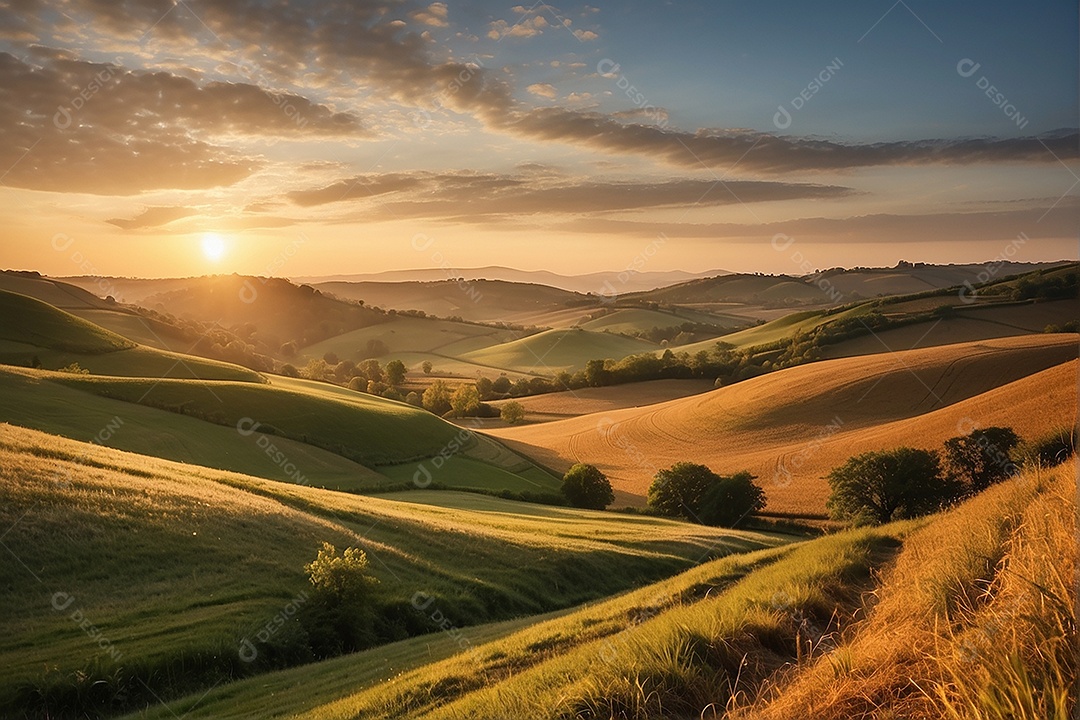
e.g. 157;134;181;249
291;266;730;295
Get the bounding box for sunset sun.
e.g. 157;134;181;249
201;233;227;263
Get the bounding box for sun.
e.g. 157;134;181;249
201;233;228;262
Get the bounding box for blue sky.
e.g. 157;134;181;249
0;0;1076;277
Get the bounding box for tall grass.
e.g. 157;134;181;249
741;461;1076;720
927;464;1076;719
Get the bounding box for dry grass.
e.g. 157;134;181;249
737;461;1076;719
490;335;1077;513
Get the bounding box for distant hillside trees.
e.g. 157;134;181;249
827;448;960;525
561;463;614;510
648;463;764;527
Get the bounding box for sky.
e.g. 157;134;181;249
0;0;1077;279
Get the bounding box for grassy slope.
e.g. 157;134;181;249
300;316;519;361
136;461;1074;720
490;335;1078;514
486;378;716;424
0;366;385;490
0;288;263;382
579;307;748;334
0;424;785;715
462;328;657;373
0;362;558;494
0;289;135;353
40;372;459;466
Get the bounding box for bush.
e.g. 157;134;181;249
827;448;961;524
561;463;614;510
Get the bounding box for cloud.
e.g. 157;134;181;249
573;29;598;41
558;201;1080;243
496;107;1079;172
106;206;200;229
287;171;856;222
527;83;557;99
411;2;448;27
488;17;547;40
0;52;368;194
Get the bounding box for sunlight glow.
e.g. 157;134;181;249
201;233;227;263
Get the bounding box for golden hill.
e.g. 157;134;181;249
489;334;1078;514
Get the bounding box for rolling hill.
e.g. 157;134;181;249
0;288;264;382
123;461;1075;719
489;334;1078;515
461;328;658;373
0;423;786;718
315;279;586;324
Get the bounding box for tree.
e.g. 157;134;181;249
697;471;765;527
585;358;609;387
492;376;512;394
304;358;331;381
475;376;494;400
384;359;407;386
405;391;423;407
280;363;299;378
450;384;481;417
422;379;453;415
943;426;1020;494
421;360;433;374
347;376;367;392
500;401;525;424
323;351;340;366
827;448;959;525
357;358;383;383
561;463;614;509
303;543;379;656
334;360;356;383
648;462;721;521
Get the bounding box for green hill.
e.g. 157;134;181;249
0;423;786;718
0;288;265;382
130;460;1075;720
462;328;658;373
0;289;135;353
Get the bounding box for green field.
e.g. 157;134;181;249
0;289;135;353
462;328;658;373
127;461;1075;720
300;316;520;361
579;307;747;335
0;424;786;717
